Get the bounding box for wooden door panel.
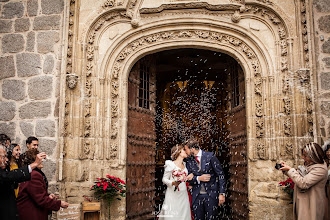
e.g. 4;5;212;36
228;106;248;220
126;58;156;220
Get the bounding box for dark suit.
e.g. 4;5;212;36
0;166;31;220
186;150;226;220
17;169;61;220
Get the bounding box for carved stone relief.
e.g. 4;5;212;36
255;141;267;159
300;0;310;67
66;74;78;89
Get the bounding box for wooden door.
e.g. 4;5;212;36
126;58;157;219
227;66;249;219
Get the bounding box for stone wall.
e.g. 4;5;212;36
313;0;330;142
0;0;65;186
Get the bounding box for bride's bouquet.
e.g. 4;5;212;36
172;169;188;191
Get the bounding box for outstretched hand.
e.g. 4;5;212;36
279;161;291;172
30;152;46;170
61;201;69;208
49;194;59;200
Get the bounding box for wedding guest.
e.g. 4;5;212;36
17;149;69;220
279;142;328;220
0;145;46;220
26;136;39;150
322;140;330;220
0;134;11;149
20;136;39;162
6;144;23;197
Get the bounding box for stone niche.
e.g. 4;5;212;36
59;0;318;219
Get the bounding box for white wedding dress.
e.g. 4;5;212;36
158;160;192;220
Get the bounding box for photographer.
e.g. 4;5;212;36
278;142;327;220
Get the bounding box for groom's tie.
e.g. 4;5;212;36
195;156;200;164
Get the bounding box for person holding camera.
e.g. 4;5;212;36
278;142;328;220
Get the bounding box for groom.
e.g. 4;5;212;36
184;139;226;220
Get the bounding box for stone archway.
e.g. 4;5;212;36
60;2;316;219
108;24;270;220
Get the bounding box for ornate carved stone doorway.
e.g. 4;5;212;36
126;48;248;219
61;2;315;218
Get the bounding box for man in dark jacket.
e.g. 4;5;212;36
0;145;46;220
184;139;226;220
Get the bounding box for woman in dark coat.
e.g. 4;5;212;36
17;149;69;220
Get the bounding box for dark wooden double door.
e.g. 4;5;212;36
126;49;249;219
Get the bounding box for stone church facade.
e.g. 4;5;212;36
0;0;329;219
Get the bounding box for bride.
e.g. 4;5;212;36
158;144;193;220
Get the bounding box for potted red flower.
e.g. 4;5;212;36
279;178;295;203
90;175;126;219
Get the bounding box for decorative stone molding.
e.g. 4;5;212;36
256;0;273;4
296;68;310;86
103;0;116;9
300;0;310;67
256;118;264;138
280;141;293;158
231;10;241;23
66;74;78;89
140;2;241;14
283;97;291;115
255;141;267;160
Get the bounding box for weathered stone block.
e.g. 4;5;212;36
38;138;57;156
28;75;53;100
37;31;60;54
2;80;25;101
321;72;330;90
1;2;24;19
322;38;330;53
0;102;16;121
27;0;38;17
321;101;330;117
36;120;55;137
15;18;30;32
19;101;51;119
0;56;15;80
322;57;330;66
19;121;34;137
41;0;64;15
0;20;12;33
2;34;24;53
33;15;61;30
0;122;16;140
318;15;330;33
314;0;330;12
26;32;35;52
42;160;56;181
17;53;41;77
43;55;55;74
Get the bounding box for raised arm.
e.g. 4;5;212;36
286;166;327;190
0;166;31;184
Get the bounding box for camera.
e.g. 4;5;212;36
275;163;283;170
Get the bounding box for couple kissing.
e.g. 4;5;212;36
158;139;226;220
